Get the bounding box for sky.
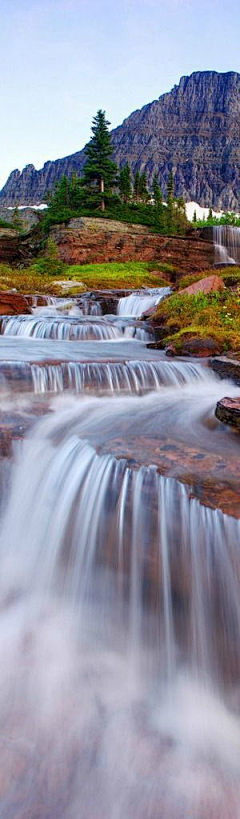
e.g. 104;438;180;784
0;0;239;189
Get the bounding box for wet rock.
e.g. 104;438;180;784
0;291;31;315
165;344;177;356
211;356;240;384
179;274;225;296
177;336;221;357
216;397;240;429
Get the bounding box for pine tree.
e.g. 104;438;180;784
139;172;149;202
133;170;141;202
208;207;213;220
175;197;187;234
167;171;174;201
119;162;132;203
12;204;23;230
193;209;197;223
69;173;85;209
153;173;163;209
83;110;117;211
166;171;174;231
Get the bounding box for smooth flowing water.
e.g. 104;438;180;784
117;286;171;316
213;225;240;265
0;289;240;818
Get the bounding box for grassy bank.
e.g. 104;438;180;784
153;267;240;354
0;260;173;295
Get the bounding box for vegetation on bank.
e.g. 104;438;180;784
153;268;240;353
193;211;240;228
0;259;174;294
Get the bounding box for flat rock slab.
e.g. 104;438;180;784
216;397;240;429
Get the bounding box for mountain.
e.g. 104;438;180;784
1;71;240;209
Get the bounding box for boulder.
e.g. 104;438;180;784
180;337;221;356
211;356;240;384
215;397;240;429
0;291;31;315
179;274;224;296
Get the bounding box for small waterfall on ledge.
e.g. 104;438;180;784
29;295;102;315
117;287;171;316
0;314;150;341
0;358;212;394
213;225;240;265
1;404;240;689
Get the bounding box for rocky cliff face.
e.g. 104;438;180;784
50;217;214;272
1;71;239;209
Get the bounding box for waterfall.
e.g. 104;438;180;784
1;400;240;688
0;358;214;395
117;287;171;316
213;225;240;265
1;284;240;817
0;315;150;341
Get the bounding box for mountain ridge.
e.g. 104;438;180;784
1;70;240;209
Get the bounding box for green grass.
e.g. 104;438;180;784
62;261;172;290
0;260;173;294
153;284;240;353
0;219;23;232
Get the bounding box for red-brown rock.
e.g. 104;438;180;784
216;397;240;429
50;218;214;274
179;274;224;296
0;291;31;315
178;336;222;357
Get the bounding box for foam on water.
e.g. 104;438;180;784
117;287;171;316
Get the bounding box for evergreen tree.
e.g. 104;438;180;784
167;170;174;201
69;173;85;209
166;170;174;230
119;162;132;203
83;110;117;211
153;173;163;209
133;170;141;202
139;172;149;202
208;207;213;220
12;204;23;230
175;197;187;234
193;209;197;223
152;173;164;231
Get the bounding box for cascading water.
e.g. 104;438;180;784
1;287;240;817
1;392;240;817
117;286;171;316
0;358;212;394
213;225;240;265
0;314;150;341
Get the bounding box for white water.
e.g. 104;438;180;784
0;314;150;341
117;286;171;316
0;396;240;816
213;225;240;265
0;290;240;817
0;358;212;395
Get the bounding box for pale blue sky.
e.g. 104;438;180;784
0;0;239;188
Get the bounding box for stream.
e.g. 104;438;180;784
0;287;240;818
